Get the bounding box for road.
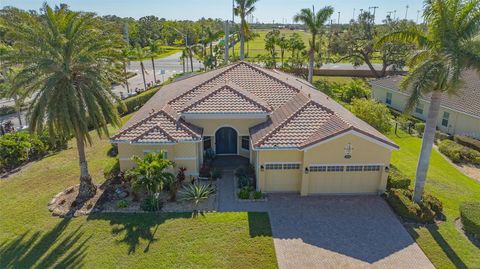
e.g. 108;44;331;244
0;52;202;129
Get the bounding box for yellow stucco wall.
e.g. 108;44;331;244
372;86;480;139
117;142;199;175
257;134;391;195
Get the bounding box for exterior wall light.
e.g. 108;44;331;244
344;143;353;159
260;165;264;171
305;167;309;174
384;166;390;173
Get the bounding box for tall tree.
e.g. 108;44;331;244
379;0;480;203
277;35;290;69
121;47;132;93
234;0;258;61
1;4;124;200
131;45;148;90
294;6;334;83
264;29;280;68
147;39;162;83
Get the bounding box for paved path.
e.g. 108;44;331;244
217;172;434;269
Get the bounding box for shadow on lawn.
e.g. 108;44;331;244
247;212;273;238
87;212;191;254
0;218;90;269
407;224;468;269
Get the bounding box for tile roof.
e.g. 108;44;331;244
181;81;272;114
113;61;398;149
111;110;202;143
369;70;480;118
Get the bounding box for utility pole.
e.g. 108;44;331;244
337;12;341;25
352;8;356;21
405;5;409;20
416;10;421;24
369;6;378;22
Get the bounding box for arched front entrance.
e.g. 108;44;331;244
215;127;237;155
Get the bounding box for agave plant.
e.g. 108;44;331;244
180;183;215;214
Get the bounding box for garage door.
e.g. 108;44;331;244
308;164;383;194
264;163;302;192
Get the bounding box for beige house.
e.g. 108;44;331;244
370;70;480;139
112;62;399;196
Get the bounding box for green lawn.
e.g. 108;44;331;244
313;76;358;85
388;130;480;269
230;29;310;59
0;116;277;268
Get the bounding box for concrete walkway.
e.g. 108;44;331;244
216;172;434;269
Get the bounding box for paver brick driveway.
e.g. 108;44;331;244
267;194;434;269
217;173;434;268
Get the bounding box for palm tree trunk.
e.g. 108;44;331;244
123;61;130;93
281;50;285;69
151;57;157;83
140;61;147;90
13;95;22;127
308;35;316;83
413;90;443;203
210;42;213;56
76;131;96;200
240;21;245;60
182;57;185;73
190;52;194;72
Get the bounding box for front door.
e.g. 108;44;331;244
215;127;237;155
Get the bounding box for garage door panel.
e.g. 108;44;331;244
265;170;301;192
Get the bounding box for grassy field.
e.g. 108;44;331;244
230;29;310;59
0;116;277;269
313;76;359;85
388;130;480;269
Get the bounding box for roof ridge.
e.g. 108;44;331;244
159;109;201;139
133;124;176;143
254;98;313;147
168;62;243;107
240;61;300;93
111;109;164;140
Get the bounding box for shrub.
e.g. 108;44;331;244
439;139;480;165
454;135;480;152
435;131;451;142
386;165;411;190
253;191;263;200
237;175;251;189
104;159;120;180
438;140;462;163
141;194;163;211
0;132;47;171
117;87;160;115
38;130;68;152
342;80;372;103
176;167;187;182
385;189;436;223
349;98;393;134
116;199;129;208
238;188;250;200
423;193;443;215
199;164;211;178
460;201;480;239
415;123;426;136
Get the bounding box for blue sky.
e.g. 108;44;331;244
1;0;425;24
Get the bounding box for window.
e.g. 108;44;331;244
346;165;363;172
283;163;300;170
363;165;381;171
442;112;450;127
241;136;250;150
265;163;282;170
310;166;327;172
203;136;212;150
386;92;393;105
415;103;424;115
327;166;344;172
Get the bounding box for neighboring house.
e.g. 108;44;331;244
112;62;399;196
370;70;480;139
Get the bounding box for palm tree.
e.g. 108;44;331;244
128;152;175;195
131;45;148;90
121;47;132;93
1;4;124;200
234;0;258;61
0;68;24;127
277;36;290;69
205;28;224;57
379;0;480;203
147;39;163;84
294;6;334;83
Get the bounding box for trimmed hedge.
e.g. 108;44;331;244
460;201;480;239
438;139;480;165
455;135;480;152
0;132;47;171
435;131;451;142
385;188;442;223
117;87;161;115
387;165;411;190
415;123;426;136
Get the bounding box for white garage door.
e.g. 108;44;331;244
264;163;302;193
308;164;383;195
